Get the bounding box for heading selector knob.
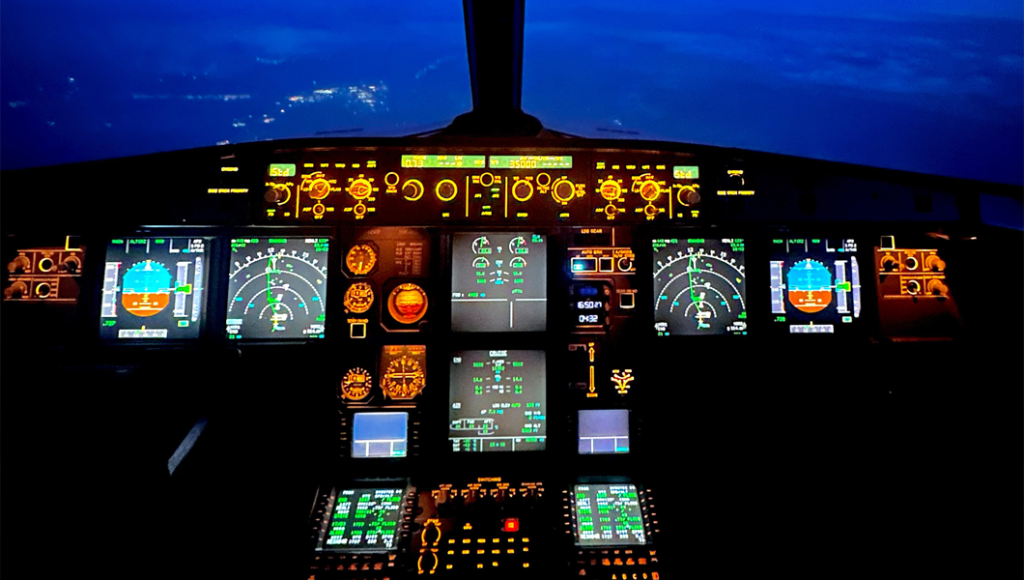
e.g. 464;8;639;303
435;179;458;202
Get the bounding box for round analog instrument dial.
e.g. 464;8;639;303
345;244;377;276
339;367;373;401
344;282;374;314
381;356;425;399
387;283;428;324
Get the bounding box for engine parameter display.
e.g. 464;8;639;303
449;350;546;452
451;233;547;332
769;238;862;334
317;488;405;552
100;237;210;340
653;238;747;336
225;238;329;340
574;484;646;547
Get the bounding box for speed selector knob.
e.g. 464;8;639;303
8;256;30;274
552;179;576;203
401;179;424;201
927;279;948;296
925;255;946;272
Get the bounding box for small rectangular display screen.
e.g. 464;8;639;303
352;413;408;458
769;238;861;334
574;484;646;547
653;238;747;336
673;165;699;179
488;155;573;169
100;237;210;340
268;163;296;177
451;233;547;332
225;238;329;340
401;155;485;169
318;488;405;552
578;410;629;454
449;350;546;452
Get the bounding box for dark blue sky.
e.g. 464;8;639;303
2;0;1021;185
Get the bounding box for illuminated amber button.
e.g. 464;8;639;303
602;559;611;566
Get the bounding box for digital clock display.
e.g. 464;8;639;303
577;300;602;310
578;314;601;324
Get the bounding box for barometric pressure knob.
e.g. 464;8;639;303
402;179;424;201
435;179;458;202
906;280;921;295
552;179;576;203
35;282;51;298
677;185;701;206
38;257;54;272
264;185;290;205
904;256;919;271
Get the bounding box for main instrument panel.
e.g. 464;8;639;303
2;137;1016;579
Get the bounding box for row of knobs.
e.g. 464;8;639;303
400;178;578;204
8;255;80;275
881;254;946;273
599;180;700;205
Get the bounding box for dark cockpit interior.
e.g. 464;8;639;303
3;1;1022;578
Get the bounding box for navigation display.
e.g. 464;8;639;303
451;233;547;332
352;412;408;458
225;238;329;340
449;350;546;452
573;484;646;547
769;237;862;334
653;238;747;336
100;237;210;340
578;410;630;455
317;488;405;552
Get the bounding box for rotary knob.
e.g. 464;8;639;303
62;255;82;274
904;256;919;270
308;178;331;200
435;179;458;202
906;280;922;295
881;255;898;272
927;279;949;296
34;282;51;298
8;256;30;274
599;179;621;201
639;181;661;202
347;178;372;200
925;255;946;272
512;180;534;202
264;185;290;205
677;185;701;206
552;178;576;203
402;179;424;201
37;257;55;272
5;281;28;299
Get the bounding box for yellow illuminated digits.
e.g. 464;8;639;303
345;244;377;276
611;369;634;395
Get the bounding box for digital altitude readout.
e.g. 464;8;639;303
225;238;329;340
100;237;210;340
449;350;546;452
316;488;405;552
488;155;573;169
653;238;747;336
769;238;862;334
573;484;646;547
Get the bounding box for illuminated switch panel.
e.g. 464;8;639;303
875;238;961;339
413;479;545;576
593;159;700;222
4;241;85;302
264;158;381;221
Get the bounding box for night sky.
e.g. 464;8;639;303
2;0;1021;185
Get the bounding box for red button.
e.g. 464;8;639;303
503;518;519;532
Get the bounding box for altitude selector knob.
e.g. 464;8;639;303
552;179;576;203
